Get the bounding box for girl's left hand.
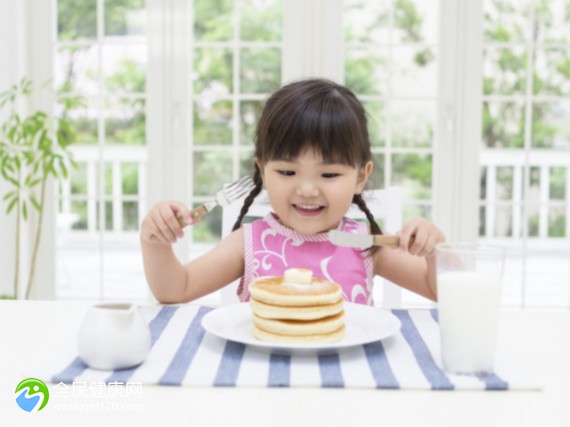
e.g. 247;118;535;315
397;218;445;258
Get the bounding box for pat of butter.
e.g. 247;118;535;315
283;268;313;284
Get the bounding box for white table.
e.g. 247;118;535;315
2;300;569;427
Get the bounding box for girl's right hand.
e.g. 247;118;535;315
140;200;194;245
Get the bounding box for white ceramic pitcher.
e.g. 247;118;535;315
78;303;151;370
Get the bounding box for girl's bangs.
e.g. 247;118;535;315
267;101;364;166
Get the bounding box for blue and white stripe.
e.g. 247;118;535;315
44;304;537;391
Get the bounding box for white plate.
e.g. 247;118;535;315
201;302;401;355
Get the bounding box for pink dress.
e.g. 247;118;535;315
238;213;375;305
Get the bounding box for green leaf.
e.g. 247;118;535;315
22;200;28;220
30;196;42;212
2;191;15;201
6;197;17;215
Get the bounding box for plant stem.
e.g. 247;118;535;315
26;178;47;300
14;175;21;299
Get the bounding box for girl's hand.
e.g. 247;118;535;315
140;201;194;245
397;218;445;258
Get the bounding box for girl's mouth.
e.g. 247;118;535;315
293;203;325;216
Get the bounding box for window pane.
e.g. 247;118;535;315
194;100;233;146
71;164;88;195
532;101;570;149
534;47;570;96
105;163;113;195
193;151;233;196
345;47;389;95
194;0;233;41
391;101;434;148
496;166;514;200
483;0;530;42
239;0;283;41
483;47;527;95
239;151;256;177
55;46;99;95
523;166;542;202
105;98;146;145
363;100;386;147
534;0;570;43
105;0;146;37
103;45;147;93
240;100;263;147
71;201;89;230
343;0;390;44
482;102;525;148
480;166;487;199
525;204;540;236
192;204;222;243
57;0;97;41
122;201;139;231
56;99;98;145
193;48;233;95
479;205;486;236
550;167;566;199
371;153;385;190
122;163;139;195
392;46;437;98
548;206;566;237
393;0;439;45
240;47;281;93
392;154;432;199
494;205;514;237
105;201;113;231
404;204;432;224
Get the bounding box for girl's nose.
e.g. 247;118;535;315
296;181;320;198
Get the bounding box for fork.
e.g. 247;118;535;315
182;175;255;225
150;175;255;241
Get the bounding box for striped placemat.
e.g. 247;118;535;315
34;304;539;390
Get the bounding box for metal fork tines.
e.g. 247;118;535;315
188;175;255;223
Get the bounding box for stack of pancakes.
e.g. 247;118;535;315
249;268;345;343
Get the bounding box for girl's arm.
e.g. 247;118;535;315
140;200;245;304
373;218;444;302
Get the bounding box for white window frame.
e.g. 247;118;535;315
10;0;495;303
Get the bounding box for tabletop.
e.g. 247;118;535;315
1;300;569;427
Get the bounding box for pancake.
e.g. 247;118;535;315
252;311;345;336
249;268;345;344
249;276;342;306
249;298;344;320
252;323;346;343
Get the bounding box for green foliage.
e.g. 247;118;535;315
0;77;83;298
0;79;81;220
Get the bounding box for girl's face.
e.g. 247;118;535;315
259;149;373;234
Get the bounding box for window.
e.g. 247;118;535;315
45;0;569;308
55;0;148;300
480;0;570;308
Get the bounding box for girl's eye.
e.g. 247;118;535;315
278;170;295;176
322;173;340;179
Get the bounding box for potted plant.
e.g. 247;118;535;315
0;78;83;299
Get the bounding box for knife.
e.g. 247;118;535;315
328;230;415;248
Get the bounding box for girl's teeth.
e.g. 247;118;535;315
297;204;320;210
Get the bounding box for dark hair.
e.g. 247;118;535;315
232;78;382;239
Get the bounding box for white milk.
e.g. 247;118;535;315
438;272;503;373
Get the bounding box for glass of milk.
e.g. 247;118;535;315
435;243;505;375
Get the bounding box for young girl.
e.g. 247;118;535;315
140;78;444;305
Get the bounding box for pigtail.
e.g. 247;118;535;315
231;165;264;231
353;193;383;255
